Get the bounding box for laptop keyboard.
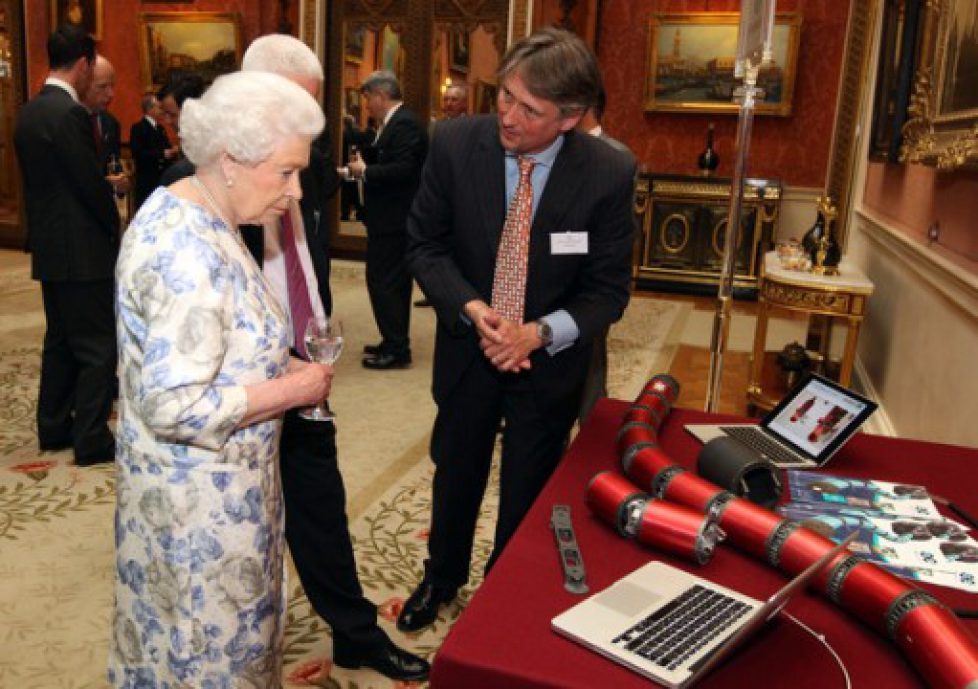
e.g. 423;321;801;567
721;426;806;465
611;585;751;672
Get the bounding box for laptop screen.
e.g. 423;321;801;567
761;373;877;463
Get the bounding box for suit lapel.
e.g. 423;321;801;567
473;121;506;256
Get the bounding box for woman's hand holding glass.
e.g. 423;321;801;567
300;317;343;421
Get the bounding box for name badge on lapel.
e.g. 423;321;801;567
550;232;588;255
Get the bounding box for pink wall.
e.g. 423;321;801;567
598;0;848;188
863;162;978;264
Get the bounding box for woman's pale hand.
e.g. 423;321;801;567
289;361;333;408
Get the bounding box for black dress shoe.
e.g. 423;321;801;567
362;352;412;370
75;441;115;466
363;342;383;356
334;638;430;682
396;581;457;633
413;298;432;307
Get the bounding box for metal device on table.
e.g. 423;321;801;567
551;505;588;594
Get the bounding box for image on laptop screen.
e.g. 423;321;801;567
763;375;873;460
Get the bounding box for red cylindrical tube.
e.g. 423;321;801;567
661;471;727;513
636;499;723;565
715;498;786;557
836;561;914;632
775;527;840;576
624;445;674;492
586;471;647;538
895;603;978;689
641;393;672;421
641;374;679;402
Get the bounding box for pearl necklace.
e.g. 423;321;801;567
190;175;233;230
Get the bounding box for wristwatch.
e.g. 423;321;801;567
536;319;554;347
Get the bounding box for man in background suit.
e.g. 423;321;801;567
576;85;635;423
129;93;177;210
82;55;129;196
241;35;429;682
14;25;119;465
399;27;635;631
343;71;427;370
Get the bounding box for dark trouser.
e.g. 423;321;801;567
38;279;116;459
424;357;575;589
365;231;412;357
280;410;387;653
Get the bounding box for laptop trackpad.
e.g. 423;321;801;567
595;581;661;616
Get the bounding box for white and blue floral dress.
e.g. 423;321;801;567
109;188;291;689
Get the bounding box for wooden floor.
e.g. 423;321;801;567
657;293;758;418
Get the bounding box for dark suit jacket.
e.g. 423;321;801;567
407;115;636;418
14;84;119;281
129;116;172;206
361;105;427;235
94;109;121;173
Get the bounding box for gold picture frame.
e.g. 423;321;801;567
138;12;242;91
644;12;802;116
900;0;978;170
50;0;102;41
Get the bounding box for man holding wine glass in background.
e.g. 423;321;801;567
81;54;129;199
239;34;430;682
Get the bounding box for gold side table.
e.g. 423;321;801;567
748;252;875;413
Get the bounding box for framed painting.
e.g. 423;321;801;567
644;12;802;116
901;0;978;169
868;0;923;162
345;25;365;63
50;0;102;41
449;28;470;73
138;12;242;91
475;79;497;114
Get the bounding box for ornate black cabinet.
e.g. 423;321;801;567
633;174;782;297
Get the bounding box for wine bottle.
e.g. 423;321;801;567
697;123;719;176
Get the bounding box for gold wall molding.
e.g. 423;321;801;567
825;0;879;252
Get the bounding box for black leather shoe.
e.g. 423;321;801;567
334;638;430;681
396;581;457;633
362;352;412;370
363;342;383;356
413;298;432;307
75;441;115;466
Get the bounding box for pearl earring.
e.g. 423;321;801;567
226;177;234;188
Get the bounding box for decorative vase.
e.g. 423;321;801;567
801;195;841;275
697;123;719;176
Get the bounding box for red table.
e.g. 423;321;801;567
430;399;978;688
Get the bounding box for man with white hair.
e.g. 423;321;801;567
242;34;429;683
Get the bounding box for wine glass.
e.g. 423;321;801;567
300;316;344;422
107;155;126;198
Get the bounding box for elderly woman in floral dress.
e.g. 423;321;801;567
109;71;331;688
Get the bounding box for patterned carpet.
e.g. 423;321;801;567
0;255;689;688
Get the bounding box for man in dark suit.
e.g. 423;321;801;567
129;93;177;210
399;27;636;631
81;55;128;196
241;35;429;682
344;71;427;370
14;25;119;465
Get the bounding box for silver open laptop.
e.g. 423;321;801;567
552;534;855;689
685;373;877;468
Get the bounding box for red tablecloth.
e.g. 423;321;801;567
430;399;978;688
